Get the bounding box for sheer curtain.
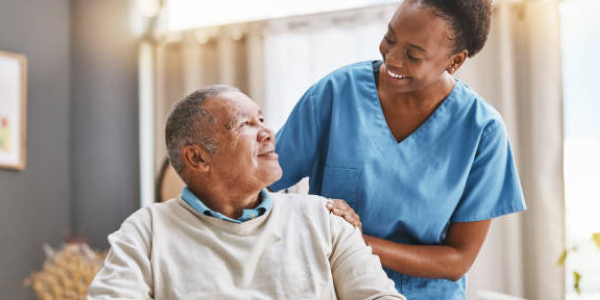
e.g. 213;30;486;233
457;1;564;299
151;1;565;299
262;5;394;130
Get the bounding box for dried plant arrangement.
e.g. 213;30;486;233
23;242;107;300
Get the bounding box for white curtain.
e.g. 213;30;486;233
152;1;565;299
262;5;395;130
457;1;564;299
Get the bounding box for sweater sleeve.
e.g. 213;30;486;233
329;214;405;300
87;209;154;300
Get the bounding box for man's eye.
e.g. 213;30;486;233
384;36;395;44
240;121;250;127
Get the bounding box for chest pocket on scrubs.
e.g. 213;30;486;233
321;166;361;208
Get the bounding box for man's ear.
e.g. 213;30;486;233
182;144;211;173
446;49;468;74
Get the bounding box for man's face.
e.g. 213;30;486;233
203;91;282;190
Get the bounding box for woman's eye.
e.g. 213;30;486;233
240;121;250;127
406;50;422;62
384;36;395;44
259;117;265;123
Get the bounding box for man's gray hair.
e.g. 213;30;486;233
165;84;239;175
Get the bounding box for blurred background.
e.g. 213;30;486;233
0;0;598;299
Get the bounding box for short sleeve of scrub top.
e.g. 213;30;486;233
270;61;526;300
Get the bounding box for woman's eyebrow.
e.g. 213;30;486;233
388;24;428;54
407;43;427;54
388;24;395;35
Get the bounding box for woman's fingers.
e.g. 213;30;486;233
326;199;362;231
345;214;362;232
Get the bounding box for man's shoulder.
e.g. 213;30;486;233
118;199;184;230
275;194;359;231
108;199;187;245
271;192;331;218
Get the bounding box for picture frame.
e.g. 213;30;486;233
0;50;27;170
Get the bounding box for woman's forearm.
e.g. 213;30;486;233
363;219;491;281
363;235;467;281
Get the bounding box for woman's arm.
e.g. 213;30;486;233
363;220;491;281
327;199;492;281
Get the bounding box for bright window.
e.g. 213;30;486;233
163;0;398;30
561;0;600;299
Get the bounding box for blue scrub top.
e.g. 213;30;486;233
270;61;526;300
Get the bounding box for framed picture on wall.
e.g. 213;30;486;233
0;50;27;170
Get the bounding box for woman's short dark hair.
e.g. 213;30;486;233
410;0;492;57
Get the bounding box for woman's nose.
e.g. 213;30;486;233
386;50;404;67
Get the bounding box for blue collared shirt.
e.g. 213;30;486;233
181;187;272;223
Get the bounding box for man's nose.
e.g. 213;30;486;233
258;125;274;142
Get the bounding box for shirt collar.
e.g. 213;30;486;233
181;187;272;223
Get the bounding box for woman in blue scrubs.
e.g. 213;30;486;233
270;0;526;299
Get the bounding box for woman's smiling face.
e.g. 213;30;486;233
379;0;459;95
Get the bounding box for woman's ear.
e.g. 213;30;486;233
446;49;468;74
182;144;211;173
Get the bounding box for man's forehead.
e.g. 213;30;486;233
204;92;261;126
205;92;249;109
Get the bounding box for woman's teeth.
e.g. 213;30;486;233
387;69;405;79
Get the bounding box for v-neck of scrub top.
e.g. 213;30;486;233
366;64;463;156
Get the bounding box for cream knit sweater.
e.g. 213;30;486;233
88;193;405;300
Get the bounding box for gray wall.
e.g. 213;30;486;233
0;0;140;299
70;0;140;249
0;0;72;299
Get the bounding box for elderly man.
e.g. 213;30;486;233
88;85;404;300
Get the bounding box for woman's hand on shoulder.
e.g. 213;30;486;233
326;199;362;231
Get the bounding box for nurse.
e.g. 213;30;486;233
270;0;526;299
